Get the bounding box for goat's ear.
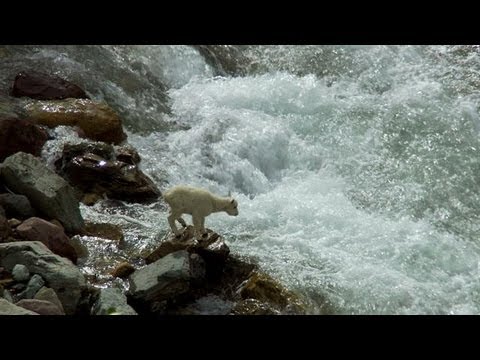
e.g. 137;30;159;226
231;199;235;204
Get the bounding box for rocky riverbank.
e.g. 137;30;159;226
0;70;308;315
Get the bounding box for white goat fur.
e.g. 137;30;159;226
163;185;239;239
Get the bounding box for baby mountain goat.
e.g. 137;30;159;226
163;185;239;239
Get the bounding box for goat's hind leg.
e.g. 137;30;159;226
168;212;182;237
176;217;187;228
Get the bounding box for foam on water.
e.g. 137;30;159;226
124;46;480;313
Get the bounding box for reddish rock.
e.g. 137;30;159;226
24;98;126;144
34;286;65;313
0;117;48;162
15;299;65;315
16;217;77;264
11;71;89;100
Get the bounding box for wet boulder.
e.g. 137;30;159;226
114;144;141;165
24;98;126;144
16;217;78;263
236;271;306;314
11;71;89;100
0;152;84;234
59;152;160;203
0;117;48;162
0;241;87;314
145;227;230;280
128;250;205;312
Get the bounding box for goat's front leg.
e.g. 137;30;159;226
192;214;204;240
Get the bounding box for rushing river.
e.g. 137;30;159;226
2;45;480;314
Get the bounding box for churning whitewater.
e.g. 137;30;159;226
5;45;480;314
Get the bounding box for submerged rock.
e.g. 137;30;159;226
236;271;306;314
110;262;135;279
0;152;85;234
11;71;89;100
0;241;86;314
24;98;126;144
230;298;280;315
0;117;48;162
84;222;124;242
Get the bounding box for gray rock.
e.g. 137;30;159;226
92;288;137;315
2;289;13;303
0;193;36;219
12;264;30;282
128;250;193;304
0;298;38;315
34;286;65;313
0;152;85;233
0;241;86;314
18;274;44;299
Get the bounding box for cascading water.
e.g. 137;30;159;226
2;44;480;314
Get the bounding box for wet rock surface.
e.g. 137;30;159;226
24;98;127;144
11;71;90;100
55;143;160;204
128;250;198;312
135;227;307;315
